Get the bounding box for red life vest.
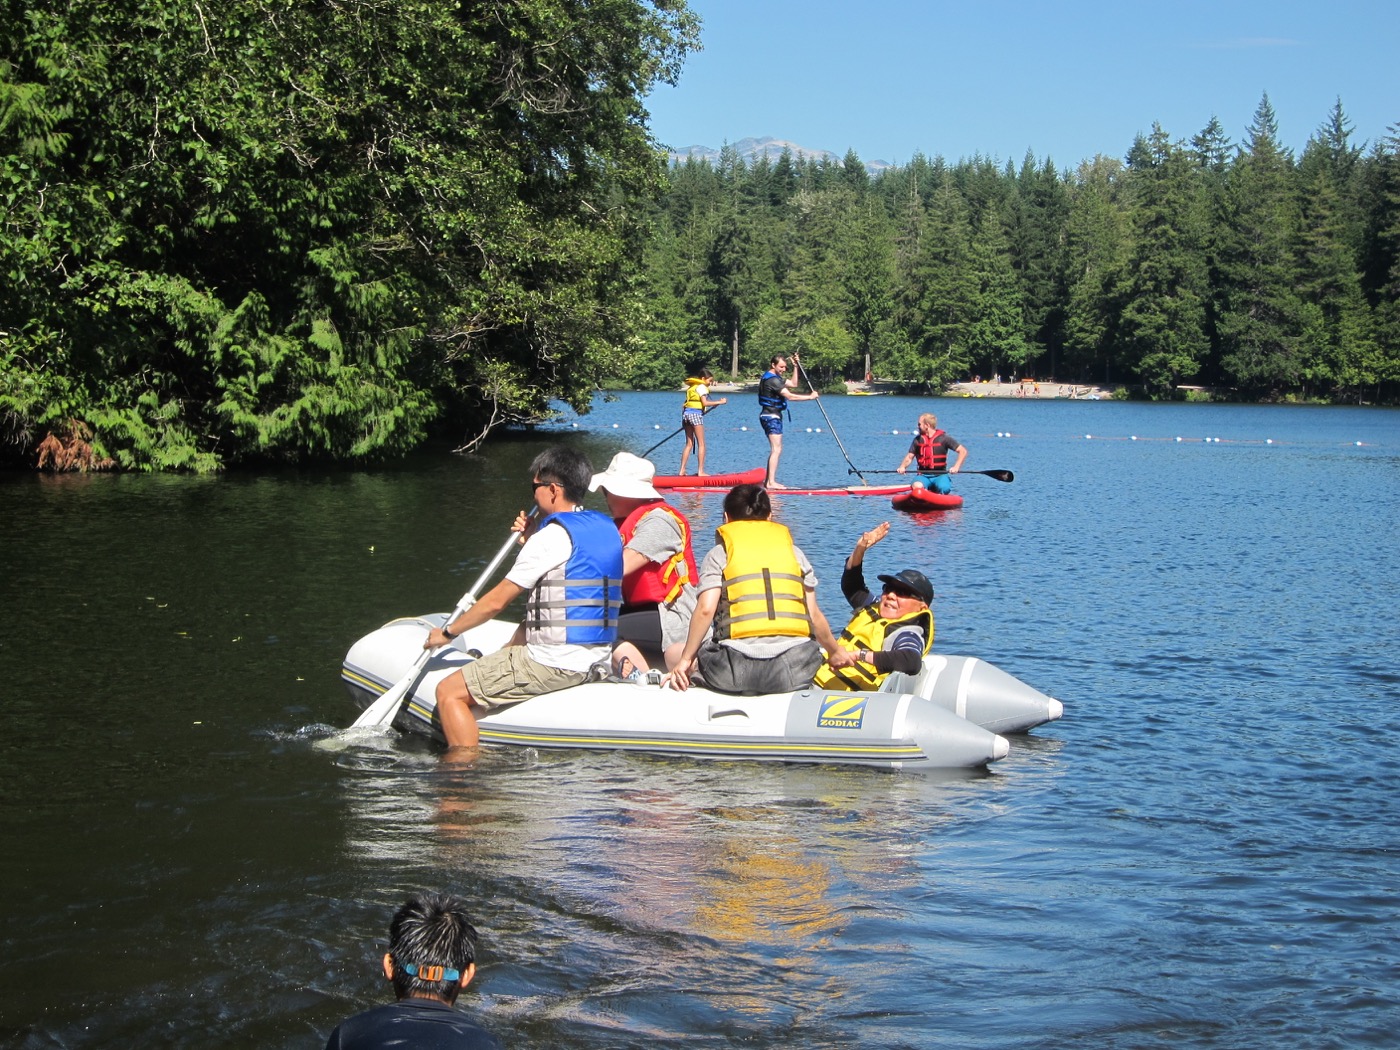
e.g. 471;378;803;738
616;502;699;605
916;429;949;472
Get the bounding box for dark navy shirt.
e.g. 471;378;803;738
325;998;503;1050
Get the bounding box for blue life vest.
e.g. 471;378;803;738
758;370;787;415
525;510;624;646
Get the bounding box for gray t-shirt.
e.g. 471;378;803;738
697;541;818;657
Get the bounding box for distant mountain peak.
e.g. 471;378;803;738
667;136;891;172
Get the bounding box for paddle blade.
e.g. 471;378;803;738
350;650;429;728
983;469;1014;482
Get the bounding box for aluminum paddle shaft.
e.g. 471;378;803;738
792;358;869;485
350;510;535;729
642;402;724;457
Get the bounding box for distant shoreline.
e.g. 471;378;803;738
942;380;1112;400
702;379;1115;400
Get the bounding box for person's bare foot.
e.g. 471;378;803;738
766;481;788;490
697;471;708;477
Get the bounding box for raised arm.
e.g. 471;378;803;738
846;522;889;571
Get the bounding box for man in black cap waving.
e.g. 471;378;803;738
812;521;936;691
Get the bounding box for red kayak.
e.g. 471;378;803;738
891;484;964;512
652;467;765;490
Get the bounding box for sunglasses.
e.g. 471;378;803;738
530;479;556;493
882;585;919;600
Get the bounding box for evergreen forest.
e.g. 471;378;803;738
628;98;1400;409
2;1;1396;472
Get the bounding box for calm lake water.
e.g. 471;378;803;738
1;392;1397;1048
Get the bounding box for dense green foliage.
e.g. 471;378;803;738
1;0;698;469
3;18;1395;477
631;97;1400;404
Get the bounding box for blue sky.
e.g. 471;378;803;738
644;0;1399;168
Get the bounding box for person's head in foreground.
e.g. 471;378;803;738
383;892;480;1005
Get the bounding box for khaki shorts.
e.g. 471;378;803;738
457;646;588;709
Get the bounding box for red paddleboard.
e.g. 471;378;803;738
652;467;765;490
891;484;964;512
772;484;911;497
653;470;917;499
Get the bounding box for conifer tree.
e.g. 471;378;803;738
1294;117;1379;401
843;199;898;381
1116;126;1210;396
1363;125;1400;384
1190;117;1233;174
1215;95;1307;394
966;205;1033;380
889;177;976;386
1189;116;1235;383
1004;152;1069;370
774;186;858;382
1063;157;1129;383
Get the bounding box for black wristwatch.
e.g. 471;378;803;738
442;623;456;640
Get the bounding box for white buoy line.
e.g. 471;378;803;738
545;420;1374;448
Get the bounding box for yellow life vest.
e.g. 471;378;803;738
812;604;934;690
713;520;812;640
683;377;707;411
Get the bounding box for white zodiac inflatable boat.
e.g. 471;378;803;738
341;614;1063;771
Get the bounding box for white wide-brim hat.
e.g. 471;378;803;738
589;451;661;501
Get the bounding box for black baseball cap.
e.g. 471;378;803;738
877;569;934;603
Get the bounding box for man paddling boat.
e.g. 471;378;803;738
422;446;623;748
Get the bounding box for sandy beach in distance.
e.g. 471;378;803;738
941;379;1113;399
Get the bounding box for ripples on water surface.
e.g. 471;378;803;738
1;394;1397;1048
